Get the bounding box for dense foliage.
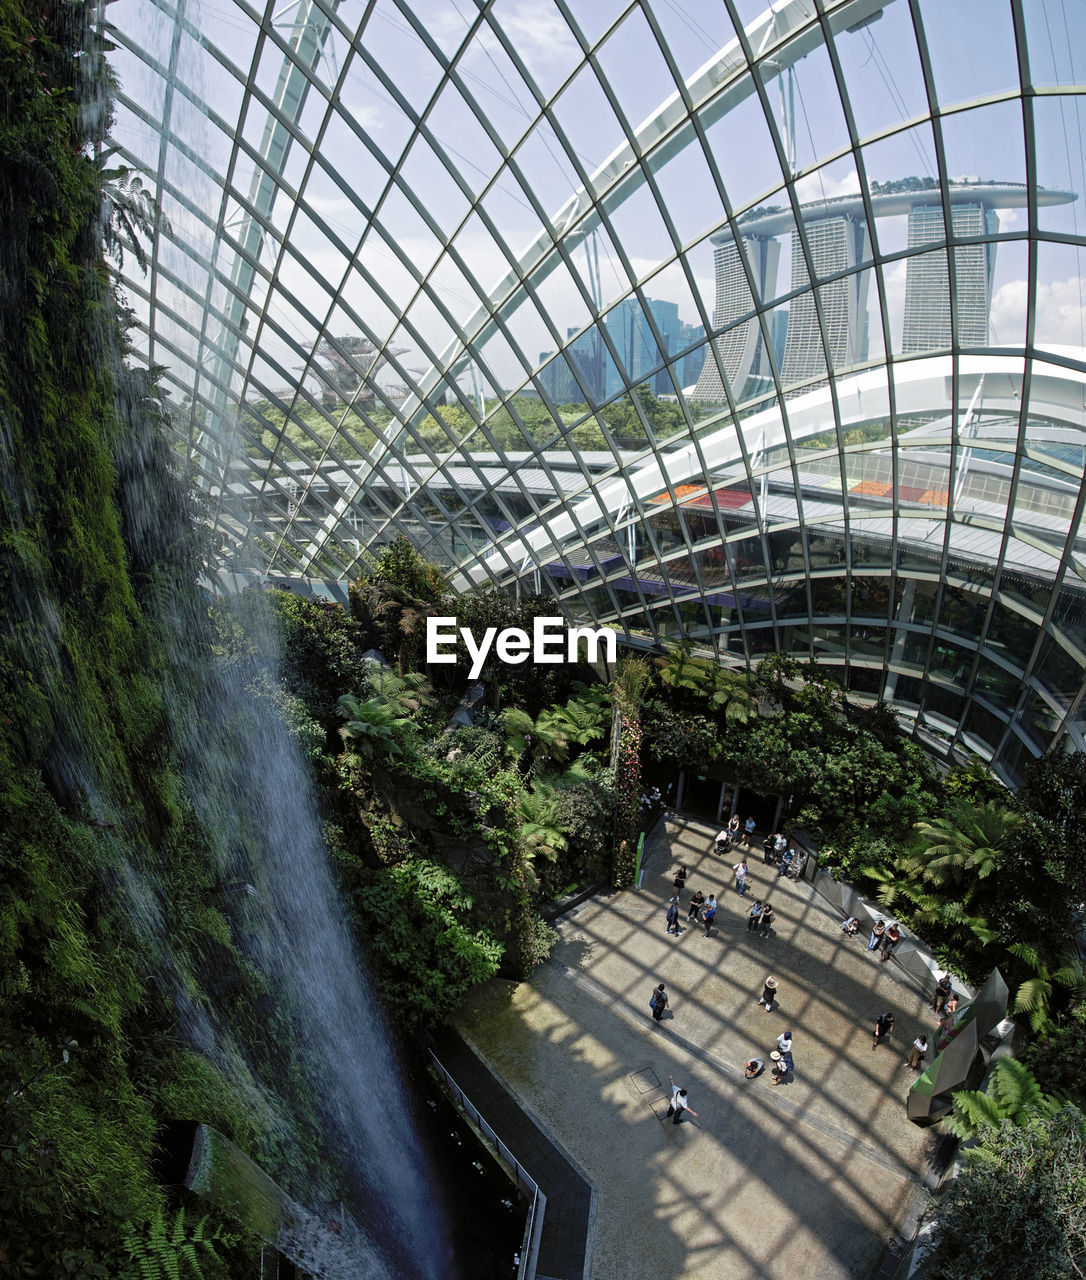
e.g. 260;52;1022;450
923;1107;1086;1279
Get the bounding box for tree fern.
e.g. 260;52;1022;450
945;1058;1063;1141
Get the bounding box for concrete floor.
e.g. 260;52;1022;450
454;815;939;1280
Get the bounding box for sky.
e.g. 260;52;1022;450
106;0;1086;406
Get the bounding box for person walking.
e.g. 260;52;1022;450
746;900;764;932
906;1034;928;1071
879;922;901;963
650;983;668;1022
665;897;681;935
872;1011;895;1050
727;813;741;843
757;976;778;1011
688;888;706;922
930;974;953;1014
757;901;775;938
702;894;718;937
732;858;750;896
867;919;886;952
665;1075;698;1125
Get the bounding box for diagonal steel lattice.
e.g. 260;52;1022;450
106;0;1086;783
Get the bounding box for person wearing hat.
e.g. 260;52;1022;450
776;1030;793;1055
757;976;778;1010
769;1049;793;1085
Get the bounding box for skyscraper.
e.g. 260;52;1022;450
901;202;1000;352
778;214;870;389
693;234;780;402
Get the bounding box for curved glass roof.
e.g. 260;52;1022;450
107;0;1086;781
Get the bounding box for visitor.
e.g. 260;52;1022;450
930;974;953;1014
702;895;718;937
867;919;886;952
665;897;681;935
906;1034;928;1071
757;976;778;1011
770;1049;794;1085
744;1058;765;1079
746;900;764;932
776;846;794;879
688;888;705;921
665;1075;698;1125
732;858;750;896
841;916;860;936
757;901;774;938
872;1011;895;1051
879;922;901;964
743;815;756;847
650;983;668;1022
776;1030;793;1055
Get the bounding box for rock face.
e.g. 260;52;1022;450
446;682;486;730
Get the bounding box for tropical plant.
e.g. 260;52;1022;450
337;670;430;763
911;800;1017;887
120;1206;233;1280
943;1057;1065;1142
1008;942;1086;1035
921;1109;1086;1280
655;641;753;725
517;784;569;867
97;154;165;274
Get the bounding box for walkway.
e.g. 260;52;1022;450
452;814;939;1280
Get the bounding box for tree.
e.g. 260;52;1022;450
922;1109;1086;1280
912;801;1018;888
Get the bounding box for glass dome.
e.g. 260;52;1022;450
105;0;1086;781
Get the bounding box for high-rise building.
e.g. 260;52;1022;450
778;215;870;389
693;235;780;402
109;0;1086;782
901;203;1000;352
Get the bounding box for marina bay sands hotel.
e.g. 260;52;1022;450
693;181;1074;403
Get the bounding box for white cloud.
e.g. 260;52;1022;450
991;275;1086;348
793;167;861;205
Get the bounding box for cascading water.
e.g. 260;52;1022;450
41;2;458;1269
129;583;455;1280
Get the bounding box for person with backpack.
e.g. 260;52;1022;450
650;983;668;1022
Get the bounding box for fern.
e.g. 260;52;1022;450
946;1058;1063;1140
121;1207;225;1280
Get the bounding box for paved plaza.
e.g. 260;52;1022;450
453;814;940;1280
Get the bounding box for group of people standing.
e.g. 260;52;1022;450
652;820;962;1126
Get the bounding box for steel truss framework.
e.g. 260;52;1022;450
107;0;1086;782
